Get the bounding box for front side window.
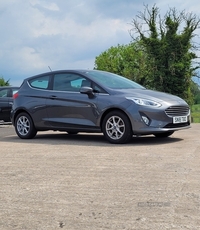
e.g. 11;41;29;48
29;75;50;89
53;73;91;92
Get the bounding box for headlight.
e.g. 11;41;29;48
126;97;162;107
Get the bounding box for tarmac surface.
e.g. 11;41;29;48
0;123;200;230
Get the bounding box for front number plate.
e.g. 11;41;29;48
173;116;187;124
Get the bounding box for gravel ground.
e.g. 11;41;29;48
0;124;200;230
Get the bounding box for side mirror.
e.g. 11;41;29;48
80;87;94;98
80;86;93;94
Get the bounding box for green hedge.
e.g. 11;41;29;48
191;104;200;123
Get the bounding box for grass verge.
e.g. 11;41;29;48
191;104;200;123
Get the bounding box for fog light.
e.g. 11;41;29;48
141;115;150;126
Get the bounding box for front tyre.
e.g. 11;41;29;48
15;112;37;139
102;111;132;144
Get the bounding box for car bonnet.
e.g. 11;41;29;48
114;88;188;104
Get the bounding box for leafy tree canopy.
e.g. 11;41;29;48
95;4;200;105
129;4;200;105
94;42;149;84
0;77;10;86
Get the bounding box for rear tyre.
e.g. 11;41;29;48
154;131;174;138
3;120;10;122
102;111;132;144
15;112;37;139
67;131;78;135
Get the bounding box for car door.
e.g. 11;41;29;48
0;88;10;121
45;72;100;130
27;74;52;128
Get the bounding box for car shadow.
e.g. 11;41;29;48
2;131;183;147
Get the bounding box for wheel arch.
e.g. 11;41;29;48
13;109;33;124
100;108;132;131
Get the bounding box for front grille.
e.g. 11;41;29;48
165;106;190;117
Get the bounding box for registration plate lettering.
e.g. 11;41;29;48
173;116;187;124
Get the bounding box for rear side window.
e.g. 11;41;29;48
0;89;8;97
12;89;18;95
29;75;50;89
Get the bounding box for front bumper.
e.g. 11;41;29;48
127;104;191;135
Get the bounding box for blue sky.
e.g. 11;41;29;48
0;0;200;86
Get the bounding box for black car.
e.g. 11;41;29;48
11;70;190;144
0;86;19;122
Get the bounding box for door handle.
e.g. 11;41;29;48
50;95;57;99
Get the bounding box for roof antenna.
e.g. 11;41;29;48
48;66;52;72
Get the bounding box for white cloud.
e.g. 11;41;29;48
17;47;48;70
30;0;59;11
0;0;199;86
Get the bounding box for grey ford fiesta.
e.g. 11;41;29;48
11;70;190;144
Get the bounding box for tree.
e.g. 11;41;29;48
129;4;200;105
94;42;149;85
0;77;10;86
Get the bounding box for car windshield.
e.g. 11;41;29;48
85;70;145;89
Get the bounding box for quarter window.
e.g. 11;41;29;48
29;75;50;89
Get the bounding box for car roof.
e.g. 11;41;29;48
0;86;19;89
24;69;102;80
